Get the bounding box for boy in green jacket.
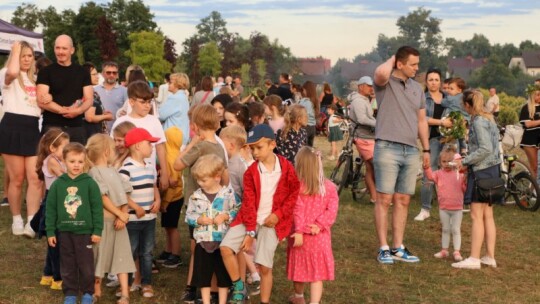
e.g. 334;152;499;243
46;143;103;304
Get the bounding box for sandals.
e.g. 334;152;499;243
142;285;154;298
116;296;129;304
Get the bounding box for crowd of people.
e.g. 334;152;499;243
1;33;539;304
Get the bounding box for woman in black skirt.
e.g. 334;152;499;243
0;41;43;237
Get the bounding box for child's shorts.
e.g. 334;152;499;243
192;243;231;288
160;198;184;228
220;224;279;268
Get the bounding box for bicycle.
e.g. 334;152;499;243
329;116;368;203
501;154;540;211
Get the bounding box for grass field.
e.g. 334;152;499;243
0;137;539;304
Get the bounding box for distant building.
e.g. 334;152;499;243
340;60;379;82
447;56;487;82
508;51;540;76
295;57;331;84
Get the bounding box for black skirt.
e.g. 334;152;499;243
0;112;40;156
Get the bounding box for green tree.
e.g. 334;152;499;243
255;59;267;87
73;2;106;67
11;3;40;31
196;11;229;44
353;49;382;63
40;7;76;60
106;0;158;68
125;31;171;82
240;64;251;88
198;41;223;77
446;34;491;59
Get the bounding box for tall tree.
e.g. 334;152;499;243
73;2;106;67
95;16;119;62
163;36;178;71
196;11;229;44
125;31;171;82
11;3;40;31
180;36;202;83
106;0;158;68
198;41;223;77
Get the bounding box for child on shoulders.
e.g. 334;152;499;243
220;124;300;304
186;154;240;304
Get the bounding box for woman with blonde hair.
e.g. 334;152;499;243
452;90;501;269
518;84;540;178
0;41;43;237
159;73;190;146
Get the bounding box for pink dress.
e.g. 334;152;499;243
287;180;339;282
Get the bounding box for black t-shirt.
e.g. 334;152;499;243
430;102;444;139
277;84;293;102
321;93;334;107
37;62;92;127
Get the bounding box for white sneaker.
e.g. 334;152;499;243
414;209;430;221
12;221;24;236
480;256;497;268
451;257;481;269
23;222;35;238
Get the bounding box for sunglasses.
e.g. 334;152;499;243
105;71;118;75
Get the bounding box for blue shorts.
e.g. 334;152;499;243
373;140;420;195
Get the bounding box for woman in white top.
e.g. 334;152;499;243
0;41;43;237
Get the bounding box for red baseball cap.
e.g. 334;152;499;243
124;128;160;148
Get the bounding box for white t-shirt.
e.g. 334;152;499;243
256;154;282;225
0;68;40;117
110;114;166;169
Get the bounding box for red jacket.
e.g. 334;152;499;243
231;154;300;241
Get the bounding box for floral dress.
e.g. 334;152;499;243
276;127;307;164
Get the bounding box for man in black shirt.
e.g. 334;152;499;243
37;34;93;144
276;73;293;103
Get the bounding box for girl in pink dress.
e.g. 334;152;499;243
287;147;339;304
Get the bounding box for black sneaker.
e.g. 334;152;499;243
163;254;183;268
181;287;197;303
0;197;8;207
156;251;172;263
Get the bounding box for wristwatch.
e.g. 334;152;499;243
423;149;431;153
246;231;256;238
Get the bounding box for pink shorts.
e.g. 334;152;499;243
354;138;375;161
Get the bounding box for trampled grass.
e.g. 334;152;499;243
0;137;539;303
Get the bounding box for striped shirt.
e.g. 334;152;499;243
119;157;157;221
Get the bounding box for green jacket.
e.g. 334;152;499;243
45;173;104;237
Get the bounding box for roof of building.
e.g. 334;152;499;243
521;51;540;68
297;57;332;76
340;61;379;81
447;56;487;82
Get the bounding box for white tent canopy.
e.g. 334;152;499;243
0;18;44;54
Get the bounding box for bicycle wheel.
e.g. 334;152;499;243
351;158;367;203
329;155;351;195
510;172;540;211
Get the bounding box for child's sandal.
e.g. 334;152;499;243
116;296;129;304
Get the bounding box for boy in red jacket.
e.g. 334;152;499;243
220;124;299;304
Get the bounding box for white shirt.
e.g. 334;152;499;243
0;68;40;117
256;154;282;225
110;114;166;169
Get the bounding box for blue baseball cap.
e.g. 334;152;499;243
247;124;275;144
358;76;373;86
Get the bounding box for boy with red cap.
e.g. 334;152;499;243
118;127;161;298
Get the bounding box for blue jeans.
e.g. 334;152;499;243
420;137;444;210
43;231;61;281
127;219;156;285
373;140;420;195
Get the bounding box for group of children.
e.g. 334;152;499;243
33;79;340;304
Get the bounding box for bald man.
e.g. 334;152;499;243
37;34;93;143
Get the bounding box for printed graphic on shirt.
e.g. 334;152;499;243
64;186;82;219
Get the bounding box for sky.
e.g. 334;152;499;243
0;0;539;65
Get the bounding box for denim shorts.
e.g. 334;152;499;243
373;140;420;195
